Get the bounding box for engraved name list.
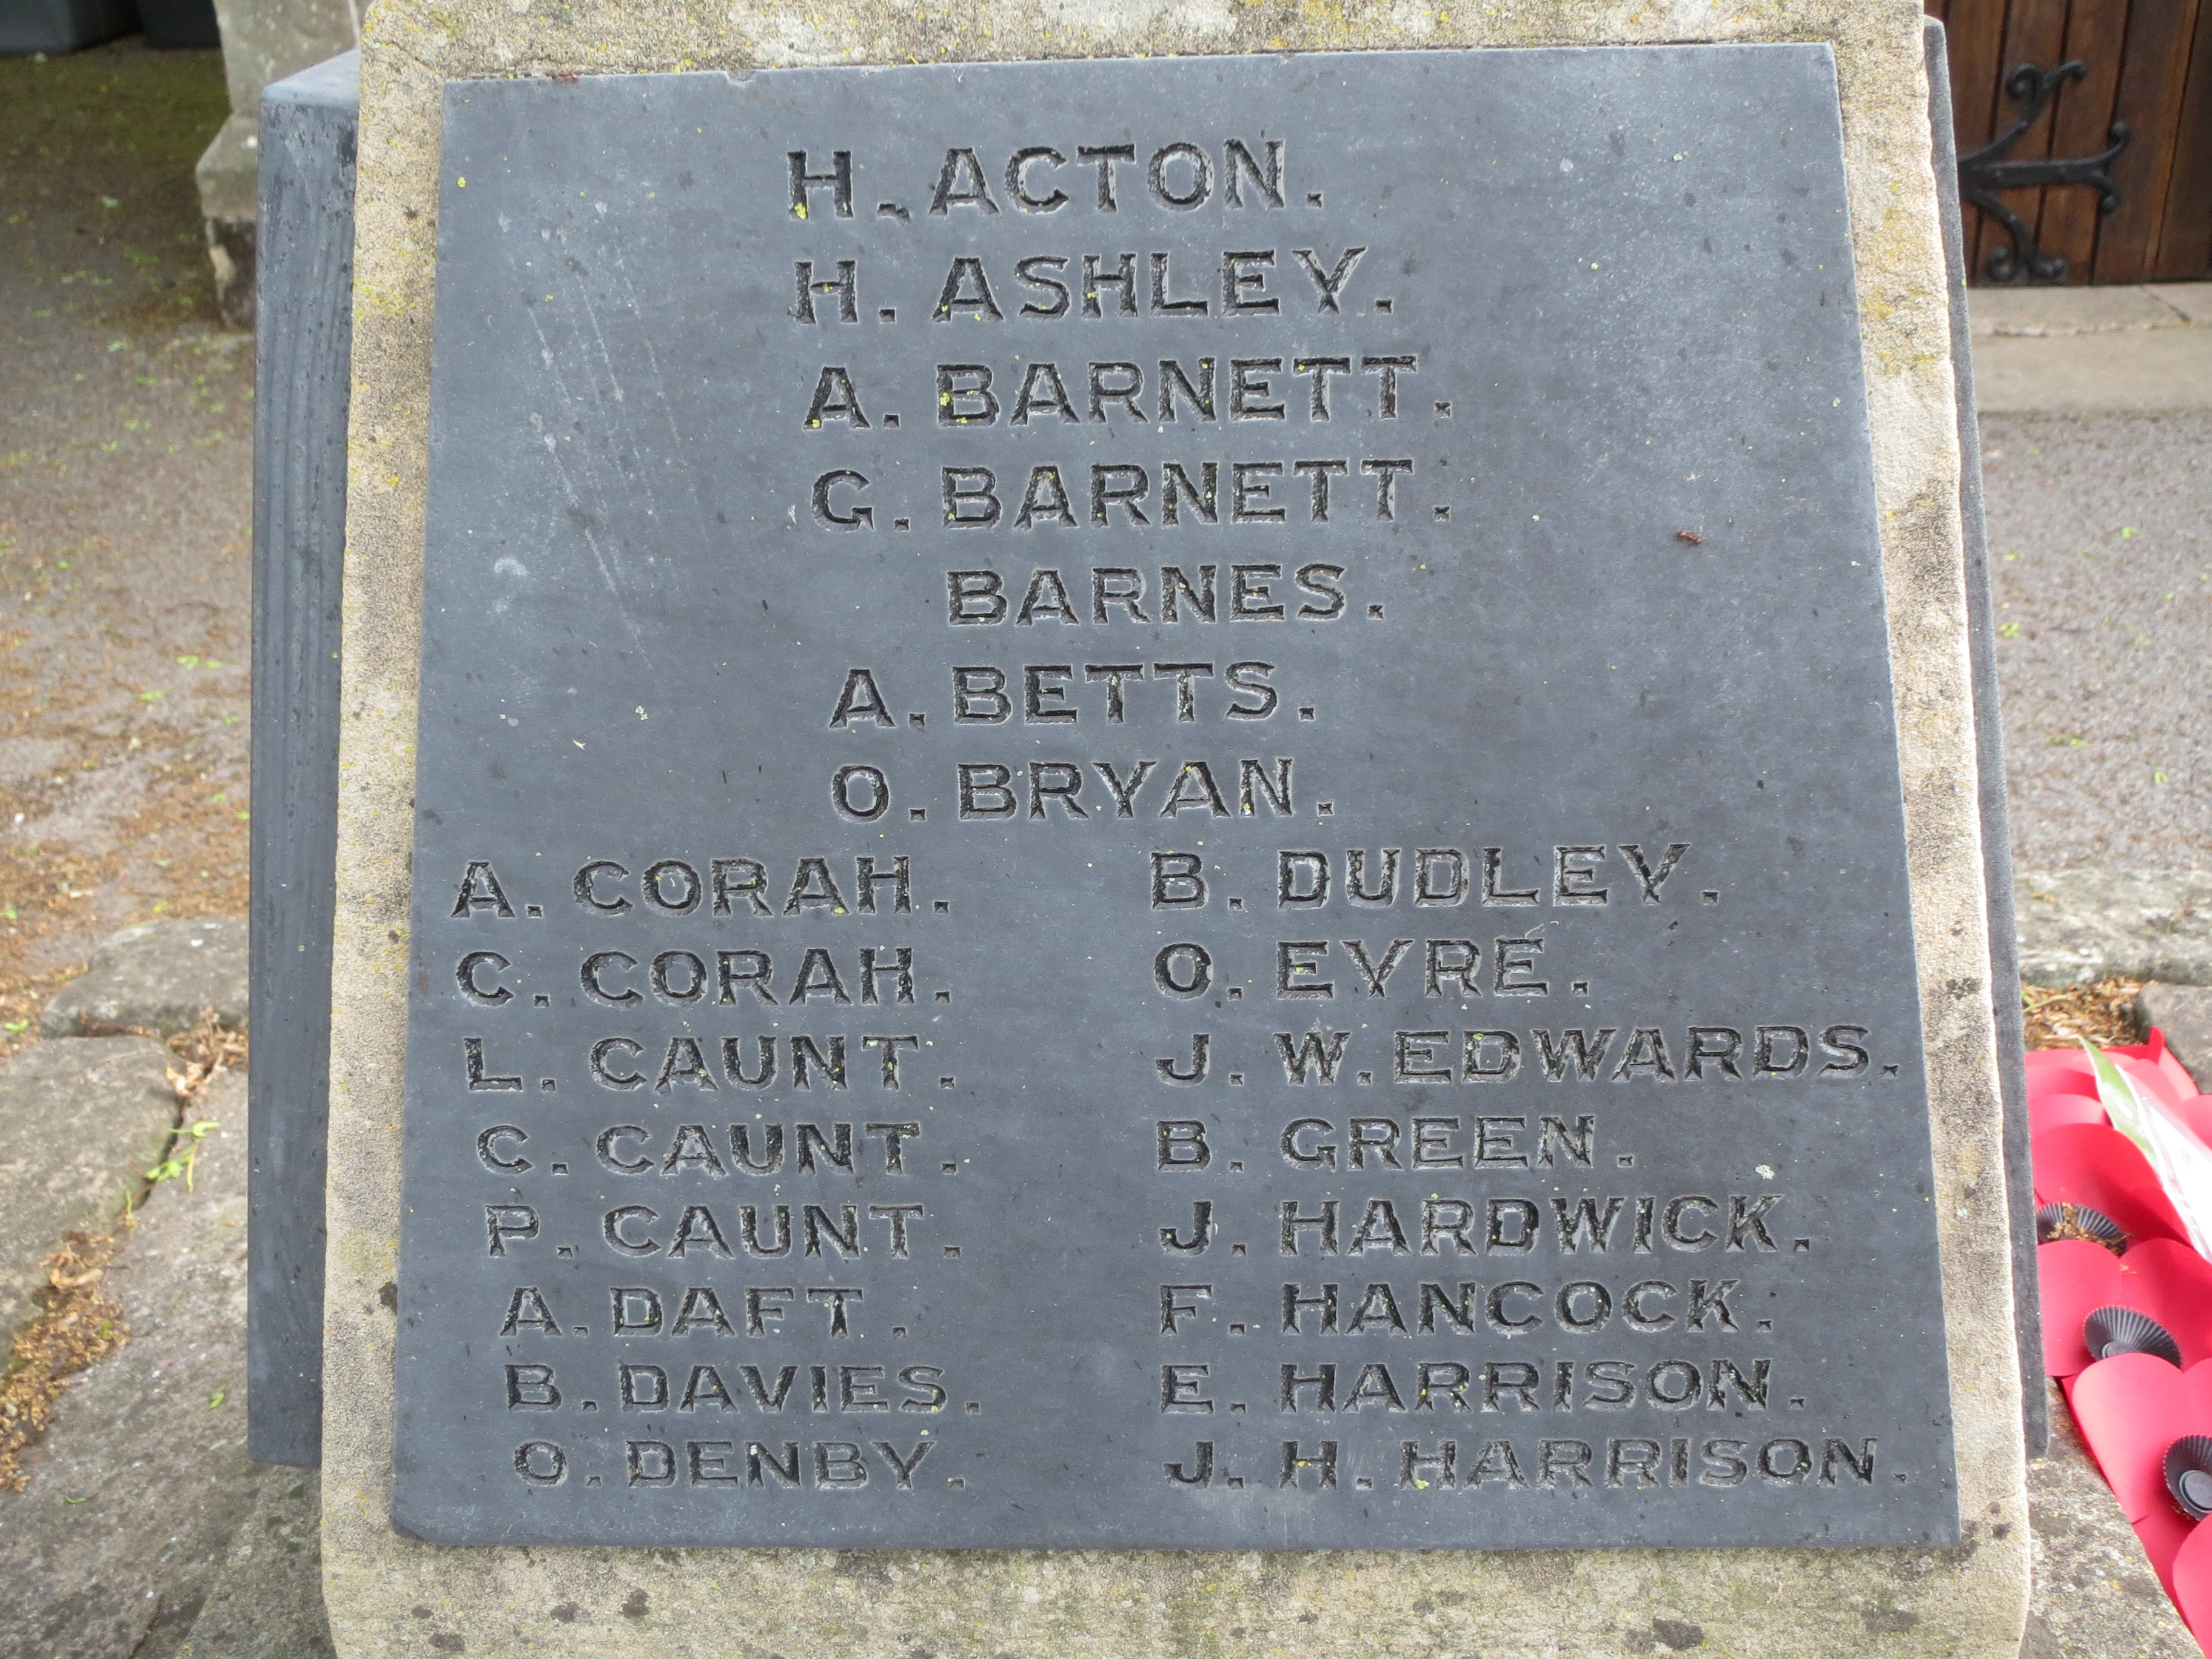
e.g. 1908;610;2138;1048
392;47;1961;1550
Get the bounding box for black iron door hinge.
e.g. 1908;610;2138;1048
1959;61;2130;283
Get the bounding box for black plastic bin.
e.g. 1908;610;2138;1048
136;0;217;47
0;0;141;55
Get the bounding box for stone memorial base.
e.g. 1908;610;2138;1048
324;0;2030;1651
193;0;360;326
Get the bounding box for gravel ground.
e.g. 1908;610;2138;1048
0;39;250;1056
1985;412;2212;872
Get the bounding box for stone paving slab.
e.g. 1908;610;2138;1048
2140;983;2212;1091
41;919;248;1038
1976;329;2212;414
1969;283;2212;413
2017;870;2212;987
0;1035;177;1343
1971;284;2209;337
0;1069;264;1659
175;1466;335;1659
2166;284;2212;325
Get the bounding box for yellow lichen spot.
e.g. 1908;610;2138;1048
456;175;466;187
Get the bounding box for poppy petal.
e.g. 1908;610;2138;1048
2029;1047;2100;1087
2034;1123;2191;1248
2119;1052;2198;1116
2071;1353;2196;1520
2041;1239;2129;1376
2118;1240;2212;1369
2032;1088;2110;1136
2136;1502;2199;1600
2168;1513;2212;1641
2114;1031;2200;1106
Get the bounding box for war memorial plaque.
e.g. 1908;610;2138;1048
393;45;1960;1550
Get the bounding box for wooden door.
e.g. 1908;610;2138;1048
1931;0;2212;281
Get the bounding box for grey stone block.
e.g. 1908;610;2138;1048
195;115;261;330
247;47;355;1472
41;918;248;1038
2139;982;2212;1091
0;0;136;54
2017;870;2212;986
0;1073;263;1659
1929;22;2042;1455
193;0;359;325
176;1465;337;1659
0;1036;176;1343
2024;1382;2200;1658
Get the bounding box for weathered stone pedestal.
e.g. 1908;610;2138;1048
193;0;357;325
323;1;2032;1652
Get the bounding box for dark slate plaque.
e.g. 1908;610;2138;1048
395;45;1959;1550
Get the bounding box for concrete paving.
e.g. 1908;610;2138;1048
1982;285;2212;889
174;1468;335;1659
1972;283;2212;335
1983;404;2212;873
1976;333;2212;415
